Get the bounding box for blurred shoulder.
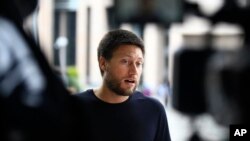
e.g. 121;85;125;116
133;91;165;110
74;89;94;99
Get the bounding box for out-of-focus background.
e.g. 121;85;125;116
2;0;250;140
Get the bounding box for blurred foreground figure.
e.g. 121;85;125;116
76;29;171;141
0;0;83;141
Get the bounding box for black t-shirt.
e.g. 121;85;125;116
76;89;171;141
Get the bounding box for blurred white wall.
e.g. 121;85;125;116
143;24;166;94
38;0;54;64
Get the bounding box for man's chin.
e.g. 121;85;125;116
122;88;136;96
108;83;136;96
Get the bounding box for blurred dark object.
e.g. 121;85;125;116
206;47;250;125
194;0;250;42
0;0;83;141
172;38;214;115
189;132;202;141
203;0;250;124
172;0;250;125
113;0;183;26
0;0;38;24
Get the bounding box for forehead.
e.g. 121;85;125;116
113;44;144;58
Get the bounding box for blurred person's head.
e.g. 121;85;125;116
0;0;38;23
97;29;145;96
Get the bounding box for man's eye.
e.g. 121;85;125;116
136;62;143;67
121;59;129;64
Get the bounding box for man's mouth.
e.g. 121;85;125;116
124;79;136;85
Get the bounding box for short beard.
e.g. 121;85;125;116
105;75;136;96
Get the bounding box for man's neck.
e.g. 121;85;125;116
93;86;129;104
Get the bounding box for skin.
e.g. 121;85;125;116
94;45;144;104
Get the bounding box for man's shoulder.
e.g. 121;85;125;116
133;91;164;108
75;89;93;99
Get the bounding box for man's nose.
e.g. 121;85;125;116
129;63;138;75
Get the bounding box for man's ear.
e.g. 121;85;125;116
99;56;106;71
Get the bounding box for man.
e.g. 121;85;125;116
76;29;171;141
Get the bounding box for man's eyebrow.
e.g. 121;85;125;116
122;55;144;60
137;57;144;61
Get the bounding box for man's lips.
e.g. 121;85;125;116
124;79;137;85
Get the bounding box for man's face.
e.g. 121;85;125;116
102;45;144;96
